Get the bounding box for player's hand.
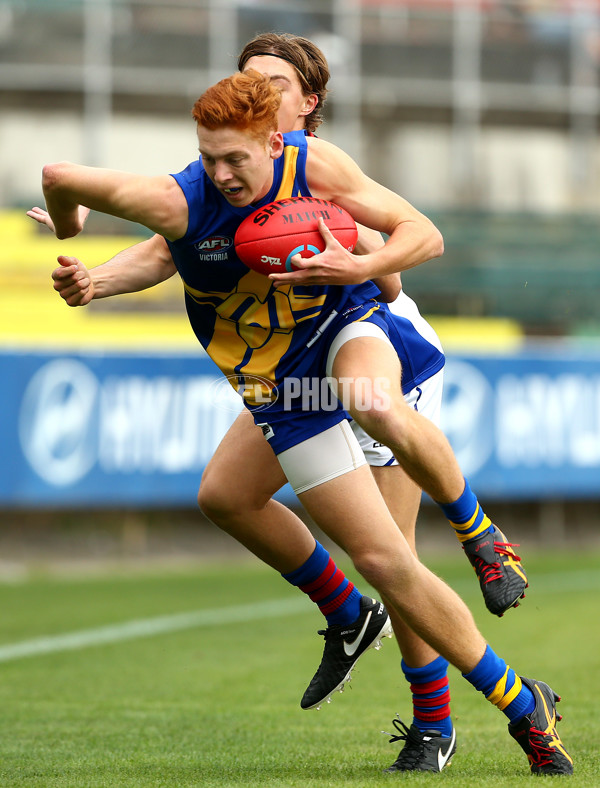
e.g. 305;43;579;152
268;219;366;288
26;205;90;236
51;255;95;306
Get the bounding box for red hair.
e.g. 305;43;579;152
192;70;281;143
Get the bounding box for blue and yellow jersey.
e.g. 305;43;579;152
166;131;380;405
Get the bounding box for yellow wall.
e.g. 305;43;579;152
0;211;195;351
2;210;522;353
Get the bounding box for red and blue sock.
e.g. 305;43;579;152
282;541;362;627
402;656;453;737
463;645;535;723
436;478;494;544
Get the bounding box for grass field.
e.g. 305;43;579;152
0;548;598;787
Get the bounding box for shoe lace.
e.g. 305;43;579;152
473;541;522;585
494;541;522;562
528;726;559;768
382;716;426;768
472;555;503;584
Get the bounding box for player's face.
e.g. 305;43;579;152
197;125;283;207
243;55;316;134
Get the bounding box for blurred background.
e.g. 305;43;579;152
1;0;599;570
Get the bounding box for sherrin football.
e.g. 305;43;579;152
234;196;358;276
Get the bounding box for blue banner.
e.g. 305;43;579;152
1;350;243;507
440;346;600;499
1;345;599;507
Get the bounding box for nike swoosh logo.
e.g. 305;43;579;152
343;611;372;657
437;727;456;771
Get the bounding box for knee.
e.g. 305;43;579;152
197;467;269;522
353;403;408;448
351;543;418;593
197;474;221;521
198;470;235;521
351;549;391;590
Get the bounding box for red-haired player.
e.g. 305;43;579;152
33;69;570;777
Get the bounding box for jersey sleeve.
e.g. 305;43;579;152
169;159;207;243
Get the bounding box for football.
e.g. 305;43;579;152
234;196;358;276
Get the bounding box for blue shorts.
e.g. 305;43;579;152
247;300;444;455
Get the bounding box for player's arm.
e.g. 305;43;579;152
50;235;177;307
269;138;443;286
353;222;401;303
310;138;444;277
41;161;188;241
91;235;176;297
371;272;401;303
27;197;177;305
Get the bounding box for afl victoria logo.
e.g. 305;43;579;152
195;236;233;259
19;360;98;485
195;236;232;251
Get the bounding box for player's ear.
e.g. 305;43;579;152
300;93;318;117
269;131;284;159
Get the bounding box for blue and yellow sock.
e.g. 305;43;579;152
282;541;362;627
402;656;453;737
463;645;535;723
436;478;494;544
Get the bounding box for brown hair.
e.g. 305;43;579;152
192;70;281;143
237;32;330;133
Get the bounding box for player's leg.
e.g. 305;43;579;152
370;464;436;665
357;367;447;668
197;409;392;706
290;459;571;775
297;464;482;668
198;409;312;571
351;306;455;769
372;464;455;772
370;463;455;772
331;327;527;617
332;333;462;501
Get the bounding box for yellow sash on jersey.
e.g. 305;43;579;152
183;144;328;404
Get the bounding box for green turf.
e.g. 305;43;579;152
0;549;598;787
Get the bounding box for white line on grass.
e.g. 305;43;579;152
0;597;311;663
0;568;597;664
